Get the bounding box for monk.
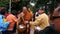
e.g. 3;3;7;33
17;6;33;34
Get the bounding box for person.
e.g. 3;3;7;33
38;4;60;34
35;11;39;19
5;10;17;34
28;8;33;21
34;7;44;21
34;8;41;20
17;6;33;34
30;7;50;34
0;7;10;34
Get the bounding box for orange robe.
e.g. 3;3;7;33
23;11;33;21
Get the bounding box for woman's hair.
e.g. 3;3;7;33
0;7;7;15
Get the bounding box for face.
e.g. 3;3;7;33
22;7;28;14
38;9;43;14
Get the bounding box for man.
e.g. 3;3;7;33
30;7;50;34
17;6;33;34
38;5;60;34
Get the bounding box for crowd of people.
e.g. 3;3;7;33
0;4;60;34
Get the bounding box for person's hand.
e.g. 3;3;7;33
30;21;33;26
34;26;42;31
21;12;24;17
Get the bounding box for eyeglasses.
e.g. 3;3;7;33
51;16;60;20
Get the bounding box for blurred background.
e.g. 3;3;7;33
0;0;60;14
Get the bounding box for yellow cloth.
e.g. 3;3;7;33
3;18;6;23
30;13;50;30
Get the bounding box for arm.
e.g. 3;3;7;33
30;15;43;26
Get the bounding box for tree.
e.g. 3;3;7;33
11;0;60;14
0;0;9;9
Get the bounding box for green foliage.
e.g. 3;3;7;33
12;0;60;14
0;0;9;9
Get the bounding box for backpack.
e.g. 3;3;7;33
0;15;9;31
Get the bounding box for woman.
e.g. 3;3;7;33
6;10;17;34
0;7;10;34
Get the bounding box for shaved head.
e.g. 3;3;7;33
22;6;27;11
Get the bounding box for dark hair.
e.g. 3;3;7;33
37;7;44;12
11;10;18;15
0;7;7;15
